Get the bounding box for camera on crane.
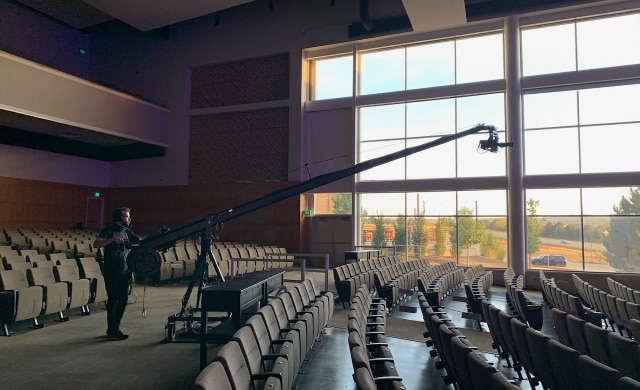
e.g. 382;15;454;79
479;129;513;153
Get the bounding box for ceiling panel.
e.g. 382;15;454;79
84;0;256;31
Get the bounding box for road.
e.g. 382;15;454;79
488;230;606;252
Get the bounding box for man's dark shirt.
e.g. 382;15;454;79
97;224;140;276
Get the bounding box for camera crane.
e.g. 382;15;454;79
126;123;510;340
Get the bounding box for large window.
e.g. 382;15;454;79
521;13;640;76
360;33;504;95
358;191;508;267
526;187;640;272
306;8;640;272
523;84;640;175
358;93;506;181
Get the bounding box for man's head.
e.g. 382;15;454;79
112;207;132;227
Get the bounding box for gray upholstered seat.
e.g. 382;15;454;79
608;331;640;380
577;354;622;390
547;338;580;390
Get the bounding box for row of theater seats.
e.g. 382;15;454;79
460;265;494;324
572;273;640;336
482;299;640;390
505;274;543;330
609;277;640;304
332;255;405;307
373;259;433;309
551;307;640;380
192;279;334;390
540;271;602;326
417;261;464;307
2;228;101;259
419;292;519;390
347;284;406;389
156;242;293;284
0;251;106;336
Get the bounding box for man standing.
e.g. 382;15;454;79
93;207;140;341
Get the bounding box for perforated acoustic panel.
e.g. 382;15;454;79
191;53;289;108
189;108;288;184
189;53;290;184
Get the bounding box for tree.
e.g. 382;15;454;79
603;187;640;271
331;193;352;214
371;215;387;249
481;232;505;260
435;217;449;257
526;198;541;260
450;207;486;263
411;213;428;258
393;216;406;254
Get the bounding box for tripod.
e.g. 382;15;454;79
165;226;226;342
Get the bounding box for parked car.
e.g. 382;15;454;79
531;254;567;266
561;240;570;244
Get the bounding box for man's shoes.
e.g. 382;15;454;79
106;331;129;341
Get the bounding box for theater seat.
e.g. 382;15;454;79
27;266;69;321
53;264;91;315
0;269;44;336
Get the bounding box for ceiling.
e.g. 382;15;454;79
12;0;258;31
3;0;605;161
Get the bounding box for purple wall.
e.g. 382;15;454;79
0;1;90;78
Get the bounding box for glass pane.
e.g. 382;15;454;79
580;124;640;173
359;104;405;141
457;93;505;131
407;98;456;137
358;140;406;181
360;48;405;95
523;91;578;129
601;215;640;272
524;128;580;175
457;133;507;177
528;216;583;271
521;24;576;76
582;216;617;272
407;40;455;89
579;84;640;125
458;190;507;215
582;187;637;215
451;215;508;267
456;34;504;83
407;191;457;216
457;94;507;177
360;193;405;216
577;14;640;70
360;215;395;249
525;189;581;215
311;193;352;214
312;56;353;100
406;137;456;179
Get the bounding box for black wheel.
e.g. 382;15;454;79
165;323;176;341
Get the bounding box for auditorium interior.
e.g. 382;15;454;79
1;0;640;389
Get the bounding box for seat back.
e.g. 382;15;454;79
566;314;591;355
577;354;622;390
525;327;557;390
547;338;580;390
467;350;498;390
608;331;640;380
617;376;640;390
551;307;573;348
584;321;612;366
0;268;30;290
192;360;233;390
